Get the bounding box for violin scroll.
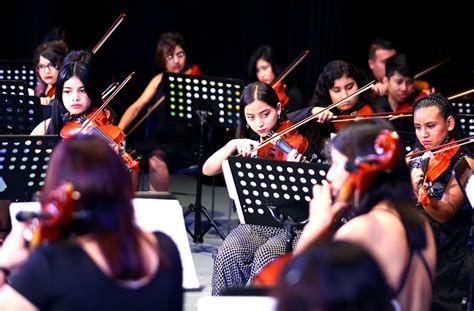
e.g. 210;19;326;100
27;182;79;248
336;129;400;204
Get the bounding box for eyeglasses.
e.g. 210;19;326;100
36;63;58;72
166;51;186;62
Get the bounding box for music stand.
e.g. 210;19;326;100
0;80;31;96
0;60;37;89
163;72;244;128
163;72;244;243
222;156;329;227
0;135;60;202
223;156;329;252
0;94;43;134
451;101;474;137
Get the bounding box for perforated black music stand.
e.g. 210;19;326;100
0;94;43;134
163;72;244;128
451;101;474;136
0;80;31;96
223;156;329;252
163;72;244;243
0;60;37;89
223;156;329;227
0;135;60;202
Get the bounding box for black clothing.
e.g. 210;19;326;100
10;231;183;311
410;153;472;311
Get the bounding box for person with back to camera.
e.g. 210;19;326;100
0;134;183;310
276;239;395;311
295;119;437;311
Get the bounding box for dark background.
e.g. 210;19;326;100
1;0;472;140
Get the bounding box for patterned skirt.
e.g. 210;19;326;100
211;223;301;296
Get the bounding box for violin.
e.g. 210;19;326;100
273;81;289;107
252;129;400;287
338;130;401;204
61;107;140;172
46;85;56;99
417;139;460;207
184;64;201;76
414;79;430;92
332;103;374;130
257;119;308;161
249;81;376;157
18;182;78;248
270;50;309;109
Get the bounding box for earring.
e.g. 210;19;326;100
246;123;249;129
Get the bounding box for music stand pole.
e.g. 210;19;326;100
183;110;226;243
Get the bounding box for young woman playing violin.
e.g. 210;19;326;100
30;61;139;174
0;135;183;310
408;93;474;310
31;60;103;136
295;60;377;160
118;31;201;191
203;81;313;296
33;40;69;106
247;45;305;113
295;119;436;311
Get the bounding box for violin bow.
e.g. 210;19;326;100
79;72;135;134
448;88;474;100
101;81;120;100
271;50;309;88
250;80;376;154
91;13;126;54
331;111;413;123
407;136;474;162
414;57;450;80
124;96;165;138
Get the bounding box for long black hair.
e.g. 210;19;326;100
332;119;428;250
236;81;285;139
412;93;473;157
46;61;102;134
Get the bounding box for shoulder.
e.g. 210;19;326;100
335;207;403;241
150;73;164;88
153;231;179;253
30;119;51;135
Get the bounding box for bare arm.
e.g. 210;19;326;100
294;183;347;255
0;286;38;311
118;73;163;131
30;119;50;135
420;158;473;223
202;139;259;176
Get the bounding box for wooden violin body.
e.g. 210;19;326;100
332;103;374;130
273;81;289;107
61;108;140;172
257;120;308;161
417;140;460;206
31;182;76;248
